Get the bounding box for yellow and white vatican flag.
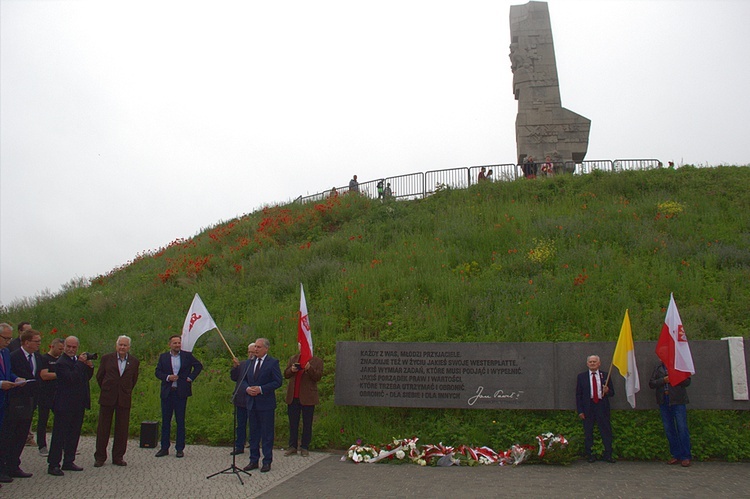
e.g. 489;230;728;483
612;309;640;408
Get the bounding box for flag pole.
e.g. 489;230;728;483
214;326;238;362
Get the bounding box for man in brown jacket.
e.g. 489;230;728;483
94;335;140;467
283;344;323;457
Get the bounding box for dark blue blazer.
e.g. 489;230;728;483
5;349;42;419
239;355;282;411
0;348;18;414
53;353;94;412
576;370;615;416
155;350;203;399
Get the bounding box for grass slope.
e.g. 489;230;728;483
4;165;750;460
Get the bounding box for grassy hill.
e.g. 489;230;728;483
4;165;750;460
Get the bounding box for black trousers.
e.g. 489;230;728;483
582;402;613;459
47;409;85;468
0;416;32;472
37;404;53;449
287;398;315;450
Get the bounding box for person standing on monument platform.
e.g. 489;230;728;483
575;354;615;463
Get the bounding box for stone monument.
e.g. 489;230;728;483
509;1;590;167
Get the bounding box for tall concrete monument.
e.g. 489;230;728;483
509;1;590;166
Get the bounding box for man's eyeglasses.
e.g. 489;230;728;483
0;335;12;341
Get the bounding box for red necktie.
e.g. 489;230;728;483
592;372;600;403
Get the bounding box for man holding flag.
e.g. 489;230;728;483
651;293;694;467
284;284;324;457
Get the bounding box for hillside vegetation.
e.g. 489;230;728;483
4;165;750;460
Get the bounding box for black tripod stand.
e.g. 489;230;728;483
207;360;252;484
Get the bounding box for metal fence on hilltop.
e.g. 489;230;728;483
294;158;663;204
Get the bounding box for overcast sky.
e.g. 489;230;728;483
2;0;748;306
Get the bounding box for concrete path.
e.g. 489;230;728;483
3;437;750;498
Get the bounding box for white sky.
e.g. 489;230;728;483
2;0;749;306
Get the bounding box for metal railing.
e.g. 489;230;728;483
295;158;663;204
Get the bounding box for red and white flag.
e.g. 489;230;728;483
181;293;217;352
655;293;695;386
298;283;313;367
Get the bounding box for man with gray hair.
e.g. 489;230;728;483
48;336;93;475
575;354;615;463
94;335;140;467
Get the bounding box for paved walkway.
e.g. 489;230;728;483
3;437;750;498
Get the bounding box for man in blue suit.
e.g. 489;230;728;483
576;354;616;463
241;337;282;473
0;323;22;487
154;335;203;458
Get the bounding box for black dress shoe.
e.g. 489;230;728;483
9;468;33;478
155;448;169;457
230;448;244;455
62;463;84;471
176;450;184;458
0;473;13;483
586;455;597;463
243;462;258;471
113;460;127;466
94;461;104;467
260;463;271;473
48;467;64;476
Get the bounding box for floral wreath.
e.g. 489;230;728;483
342;433;568;466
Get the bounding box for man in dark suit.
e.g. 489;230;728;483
284;343;324;457
241;337;282;473
229;342;256;455
575;354;616;463
154;335;203;458
7;321;31;353
94;335;140;467
0;329;42;479
47;336;94;476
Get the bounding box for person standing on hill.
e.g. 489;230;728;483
575;354;615;463
284;343;323;457
37;337;65;457
47;336;94;476
241;337;282;473
155;335;203;458
94;335;140;467
348;175;360;194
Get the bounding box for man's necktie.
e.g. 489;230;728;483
254;359;262;379
28;353;34;375
592;372;599;403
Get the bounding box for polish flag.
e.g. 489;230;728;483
655;293;695;386
181;293;217;352
298;283;313;367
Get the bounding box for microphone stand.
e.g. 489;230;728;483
207;359;253;484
